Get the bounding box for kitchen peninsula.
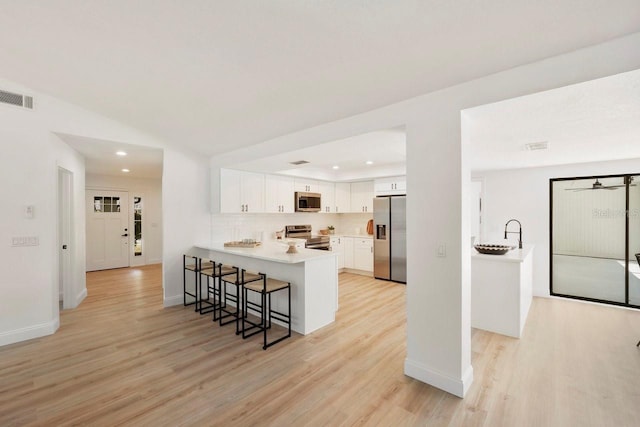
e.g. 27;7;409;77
190;242;338;335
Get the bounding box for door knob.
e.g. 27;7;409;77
121;233;128;237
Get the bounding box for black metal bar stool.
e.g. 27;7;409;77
183;255;213;312
210;264;241;329
198;259;226;315
183;255;200;310
241;270;292;350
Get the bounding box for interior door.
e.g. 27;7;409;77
86;190;130;271
551;176;627;303
628;175;640;306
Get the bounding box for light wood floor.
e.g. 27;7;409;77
1;265;639;426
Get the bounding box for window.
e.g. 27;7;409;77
93;196;120;213
134;196;142;256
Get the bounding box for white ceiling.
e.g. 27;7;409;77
1;1;639;158
467;69;640;171
58;133;163;179
228;127;405;181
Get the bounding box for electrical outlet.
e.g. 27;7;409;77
437;243;447;257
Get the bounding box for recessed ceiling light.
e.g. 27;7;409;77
116;151;127;156
121;168;130;173
332;165;339;170
365;160;373;165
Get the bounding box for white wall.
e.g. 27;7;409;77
86;173;163;265
210;32;640;397
0;76;208;346
161;149;210;307
476;157;640;297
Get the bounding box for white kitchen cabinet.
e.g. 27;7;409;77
318;181;335;213
350;181;374;213
220;169;265;213
334;183;351;213
265;174;294;213
330;236;345;269
294;178;319;193
374;176;406;196
343;237;354;269
354;238;374;271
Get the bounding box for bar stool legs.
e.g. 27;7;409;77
241;270;292;350
215;266;241;333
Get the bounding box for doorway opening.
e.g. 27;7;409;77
57;167;74;310
550;173;640;308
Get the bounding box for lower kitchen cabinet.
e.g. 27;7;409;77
354;238;374;271
330;236;345;269
343;237;354;269
334;236;372;273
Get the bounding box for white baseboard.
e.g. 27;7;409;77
404;358;474;398
342;268;373;277
75;288;87;306
0;318;59;347
147;258;162;265
163;294;183;307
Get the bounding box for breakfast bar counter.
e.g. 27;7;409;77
189;243;338;335
471;244;534;338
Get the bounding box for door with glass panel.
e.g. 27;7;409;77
86;190;129;271
628;175;640;306
551;174;639;307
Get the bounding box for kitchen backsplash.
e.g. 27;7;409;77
210;212;373;244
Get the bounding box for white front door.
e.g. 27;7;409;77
86;190;129;271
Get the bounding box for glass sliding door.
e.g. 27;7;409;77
551;175;628;304
628;175;640;306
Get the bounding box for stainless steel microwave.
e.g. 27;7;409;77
295;192;321;212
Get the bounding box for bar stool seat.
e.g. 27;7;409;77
244;278;289;293
241;270;292;350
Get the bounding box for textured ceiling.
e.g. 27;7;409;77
466;69;640;171
1;1;639;157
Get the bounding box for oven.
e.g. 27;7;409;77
285;224;331;250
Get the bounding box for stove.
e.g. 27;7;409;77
285;224;331;250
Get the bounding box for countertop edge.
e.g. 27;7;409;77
471;244;534;263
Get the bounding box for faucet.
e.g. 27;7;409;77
504;219;523;249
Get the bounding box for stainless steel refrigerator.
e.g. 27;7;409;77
373;196;406;283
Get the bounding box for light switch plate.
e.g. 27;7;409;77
437;243;447;257
11;236;39;247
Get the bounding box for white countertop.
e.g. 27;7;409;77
194;242;337;264
471;244;534;263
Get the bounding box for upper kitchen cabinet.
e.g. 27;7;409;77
220;169;265;213
350;181;374;213
294;178;319;193
265;174;295;213
317;181;335;213
374;176;406;196
334;182;351;213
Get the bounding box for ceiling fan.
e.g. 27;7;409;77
566;177;636;191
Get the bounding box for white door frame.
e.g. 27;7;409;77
58;167;76;310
